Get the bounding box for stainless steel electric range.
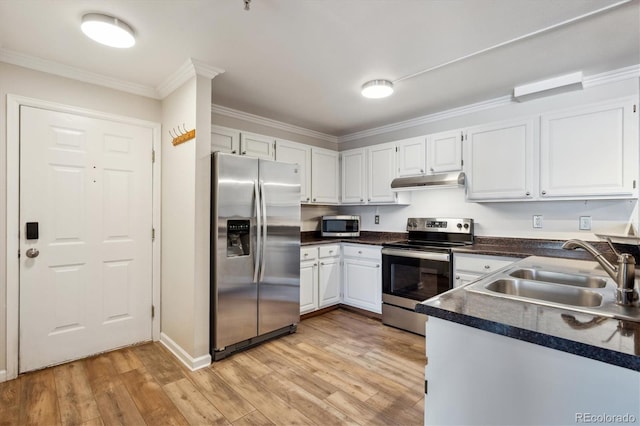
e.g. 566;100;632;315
381;217;474;335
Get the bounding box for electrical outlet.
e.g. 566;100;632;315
374;215;380;225
532;215;543;229
579;216;592;231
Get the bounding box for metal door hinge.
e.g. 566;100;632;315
152;228;156;241
460;132;464;141
152;305;155;318
17;249;20;258
395;146;398;152
634;180;637;189
424;380;428;395
633;104;637;113
461;159;464;166
152;150;156;163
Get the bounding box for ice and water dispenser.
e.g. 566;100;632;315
227;219;251;257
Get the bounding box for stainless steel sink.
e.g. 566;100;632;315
485;278;603;307
508;268;607;288
464;257;640;322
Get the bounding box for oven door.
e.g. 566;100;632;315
381;248;451;309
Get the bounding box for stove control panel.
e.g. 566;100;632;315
406;217;473;234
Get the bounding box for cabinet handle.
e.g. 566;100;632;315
420;169;424;173
358;251;362;254
525;191;530;196
368;198;371;201
456;275;460;279
329;250;334;254
484;265;490;269
430;167;434;173
320;262;325;266
360;198;363;202
376;264;380;268
303;253;308;257
231;150;237;154
313;198;316;202
541;190;547;195
313;263;317;267
306;197;310;201
242;151;247;155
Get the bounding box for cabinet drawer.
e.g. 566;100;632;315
301;247;318;261
342;244;381;260
319;244;341;258
454;254;516;274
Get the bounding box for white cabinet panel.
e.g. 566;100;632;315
465;118;535;201
397;137;426;177
319;257;341;308
368;142;397;203
311;148;340;204
342;244;382;314
453;253;517;289
211;125;240;154
427;129;462;173
275;139;312;203
300;260;318;314
341;149;366;204
540;98;638;198
240;132;274;159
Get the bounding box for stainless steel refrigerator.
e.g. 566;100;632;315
210;152;301;360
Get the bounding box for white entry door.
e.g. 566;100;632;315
19;106;153;372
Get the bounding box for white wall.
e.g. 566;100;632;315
160;72;212;365
0;62;161;377
340;77;640;241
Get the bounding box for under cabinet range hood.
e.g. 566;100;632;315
391;172;466;190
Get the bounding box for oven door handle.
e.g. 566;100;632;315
381;248;450;262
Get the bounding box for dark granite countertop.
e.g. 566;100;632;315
301;231;407;246
416;256;640;371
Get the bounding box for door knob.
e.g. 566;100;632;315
26;248;39;258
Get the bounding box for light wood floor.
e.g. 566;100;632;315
0;309;426;426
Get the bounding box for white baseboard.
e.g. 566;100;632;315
159;333;211;371
0;369;7;383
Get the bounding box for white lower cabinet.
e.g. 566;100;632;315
342;245;382;314
300;245;341;314
453;253;517;288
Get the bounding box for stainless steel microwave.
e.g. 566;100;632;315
321;215;360;237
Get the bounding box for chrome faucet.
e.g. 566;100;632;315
562;239;638;306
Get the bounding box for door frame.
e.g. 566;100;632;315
5;94;162;381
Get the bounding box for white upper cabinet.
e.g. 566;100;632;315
211;125;240;154
211;126;274;159
341;148;367;204
311;147;340;204
540;98;638;199
397;137;427;177
240;132;275;159
427;129;463;173
368;142;398;203
465;118;535;201
275;139;312;203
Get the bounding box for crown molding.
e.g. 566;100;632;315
211;104;338;144
338;95;513;143
156;58;225;99
339;64;640;143
0;47;159;99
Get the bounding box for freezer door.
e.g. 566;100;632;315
258;159;301;335
211;153;259;350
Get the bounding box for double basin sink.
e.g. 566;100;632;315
465;257;640;322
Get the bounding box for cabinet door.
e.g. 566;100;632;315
240;132;275;159
427;130;463;173
540;99;638;198
367;142;397;203
341;149;367;204
276;139;312;203
465;119;535;201
453;272;480;288
343;259;381;313
318;258;341;308
300;260;318;314
211;125;240;154
397;137;426;177
311;148;339;204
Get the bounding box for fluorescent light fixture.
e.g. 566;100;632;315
513;71;583;102
362;80;394;99
81;13;135;48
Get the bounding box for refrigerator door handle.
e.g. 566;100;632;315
259;179;267;282
253;179;261;284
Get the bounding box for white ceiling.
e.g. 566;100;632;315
0;0;638;138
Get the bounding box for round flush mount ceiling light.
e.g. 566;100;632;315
361;79;394;99
81;13;136;48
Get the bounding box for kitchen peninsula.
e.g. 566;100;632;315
417;255;640;425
